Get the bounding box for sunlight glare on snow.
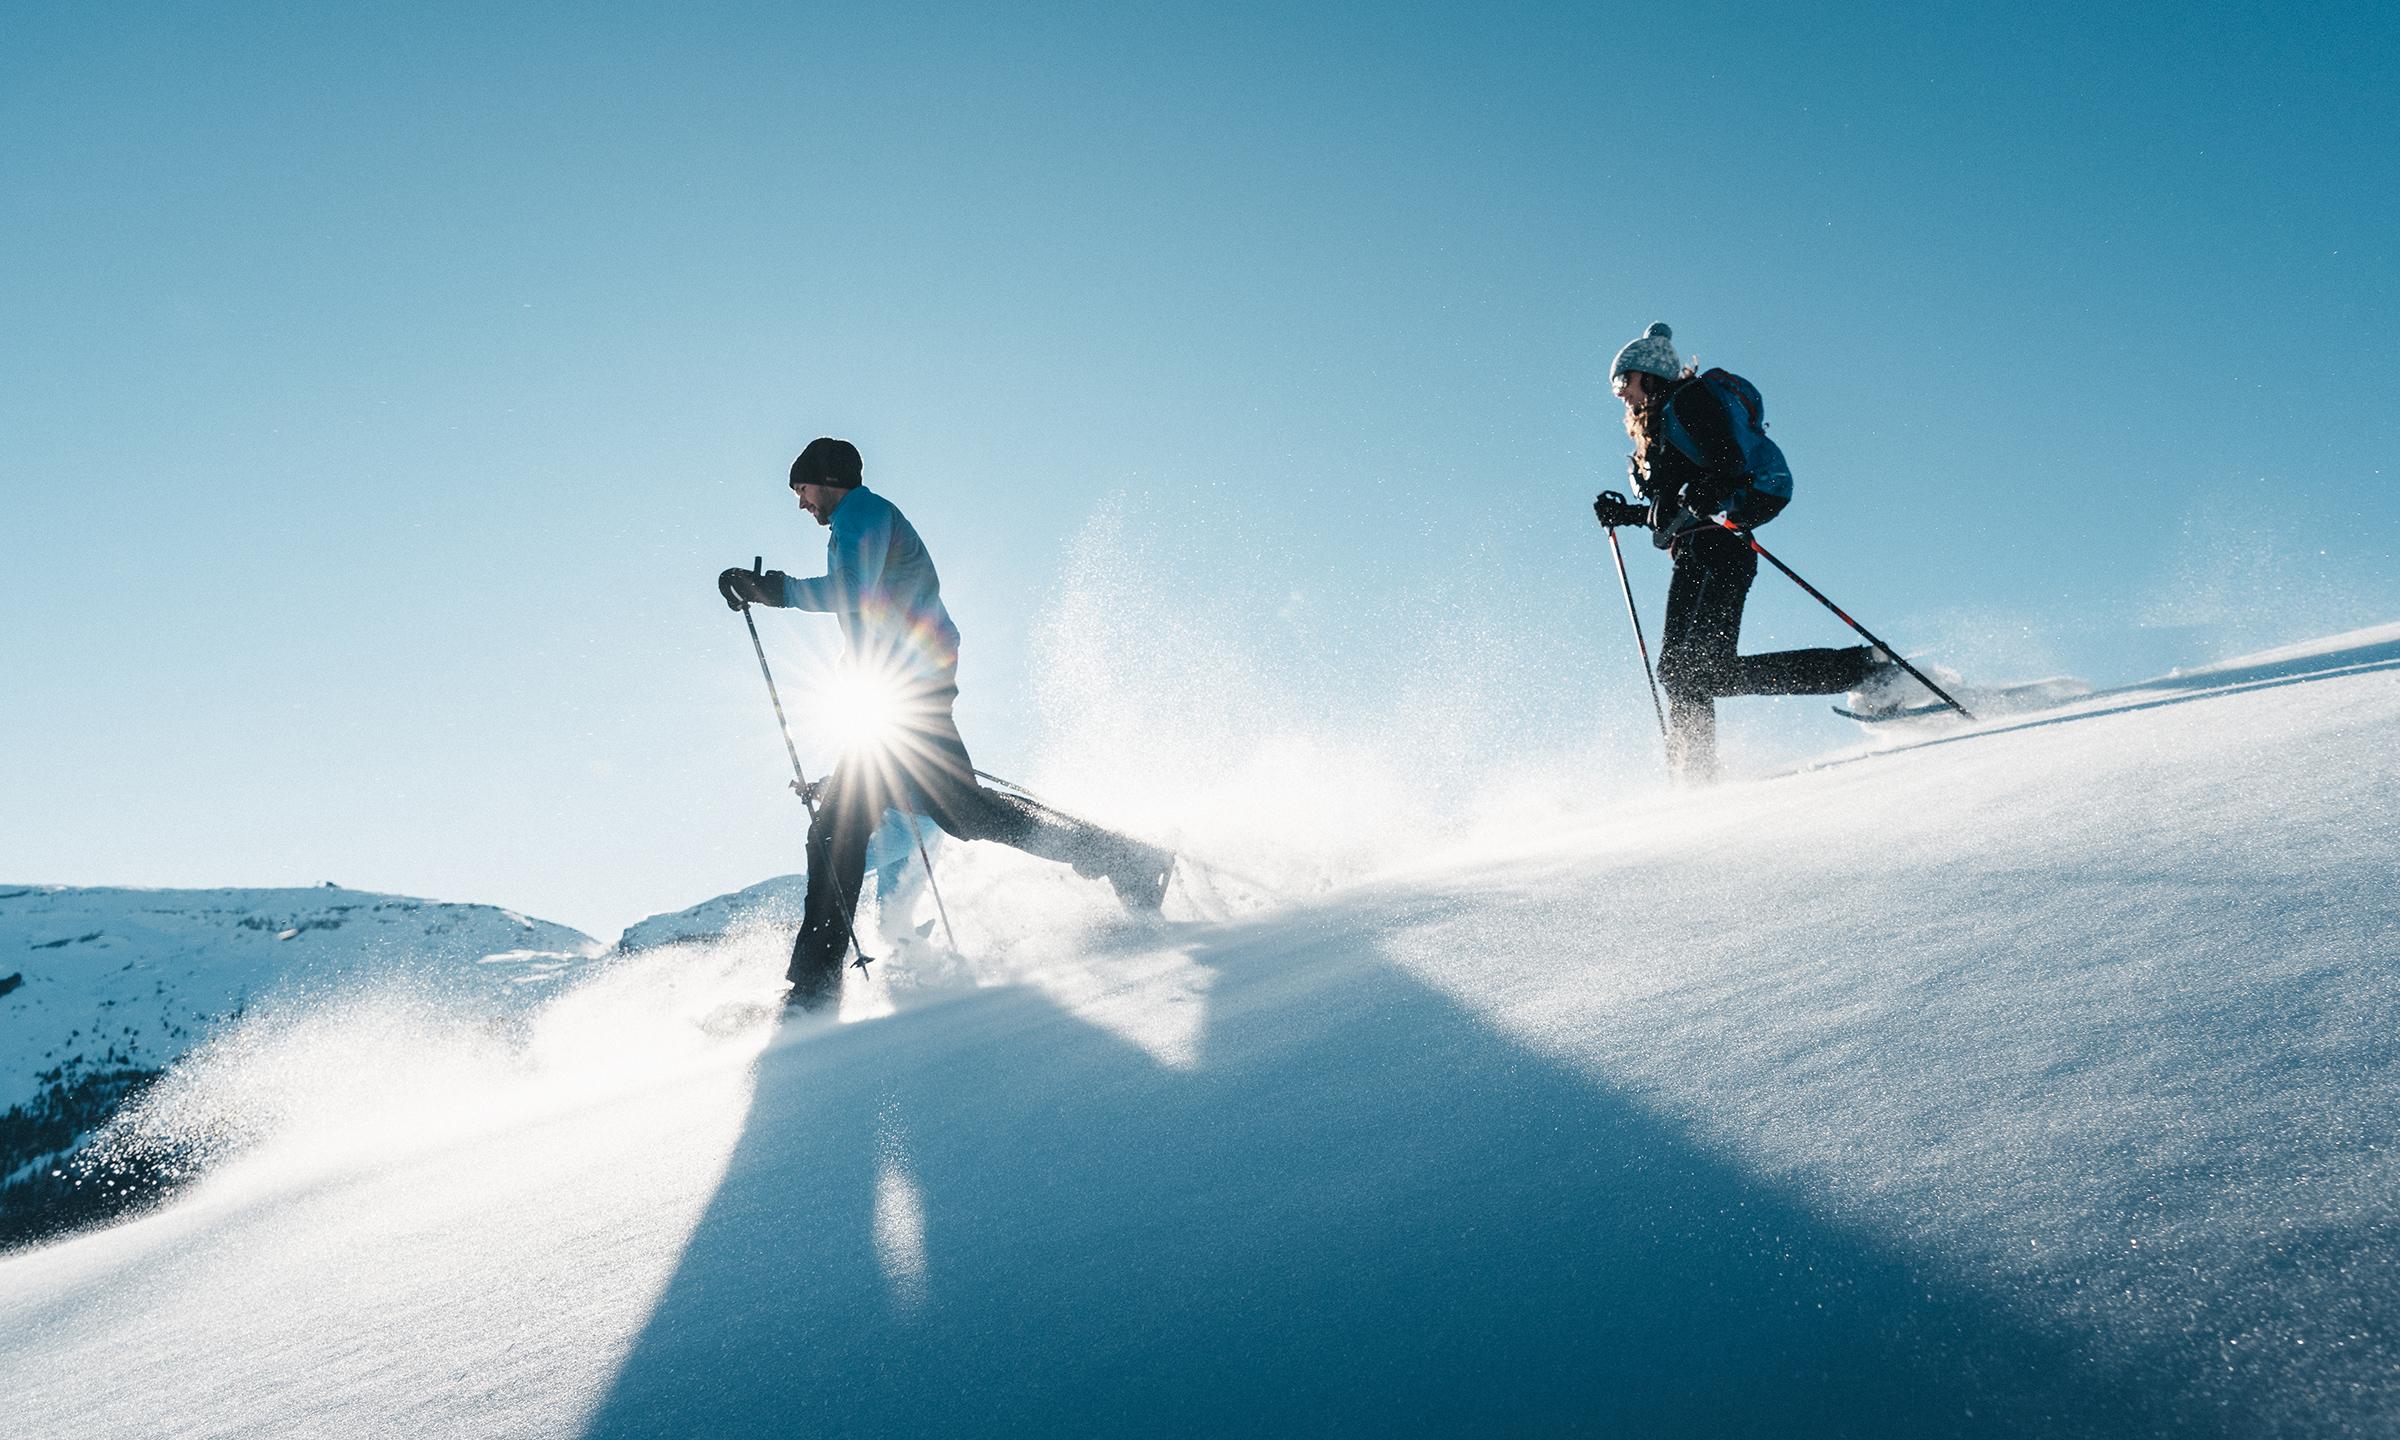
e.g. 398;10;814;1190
873;1100;930;1314
97;928;785;1195
1019;941;1218;1071
857;839;1221;1070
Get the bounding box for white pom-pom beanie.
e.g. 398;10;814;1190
1610;321;1681;382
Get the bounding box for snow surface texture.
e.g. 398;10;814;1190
0;627;2395;1435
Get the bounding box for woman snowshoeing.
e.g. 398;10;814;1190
1595;322;1894;783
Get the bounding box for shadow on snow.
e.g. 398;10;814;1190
581;894;2232;1440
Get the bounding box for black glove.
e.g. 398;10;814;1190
1593;491;1648;529
1651;507;1710;551
718;566;788;610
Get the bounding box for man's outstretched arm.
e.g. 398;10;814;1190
781;506;891;614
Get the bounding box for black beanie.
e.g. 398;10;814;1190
790;437;863;488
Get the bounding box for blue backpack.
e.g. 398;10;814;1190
1663;368;1792;527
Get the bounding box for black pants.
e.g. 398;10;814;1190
1655;528;1876;782
789;679;1162;1004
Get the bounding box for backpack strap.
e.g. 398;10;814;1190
1701;367;1766;429
1662;379;1748;510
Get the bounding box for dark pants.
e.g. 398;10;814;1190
1655;528;1876;783
789;679;1165;1005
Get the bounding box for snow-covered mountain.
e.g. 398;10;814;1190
613;873;806;954
1;868;860;1253
0;624;2394;1435
0;885;600;1247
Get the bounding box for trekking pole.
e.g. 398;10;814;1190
737;558;875;977
1713;519;1976;722
1595;493;1671;750
910;825;958;952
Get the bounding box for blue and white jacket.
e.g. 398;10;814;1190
778;486;961;680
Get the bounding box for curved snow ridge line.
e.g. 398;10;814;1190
1800;654;2400;775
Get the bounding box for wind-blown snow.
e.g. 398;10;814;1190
0;886;600;1244
0;626;2394;1435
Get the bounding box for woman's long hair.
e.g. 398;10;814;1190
1623;364;1700;489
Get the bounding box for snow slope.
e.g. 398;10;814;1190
1812;620;2400;768
0;628;2394;1436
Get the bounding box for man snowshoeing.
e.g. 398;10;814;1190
1593;323;1901;783
720;437;1173;1010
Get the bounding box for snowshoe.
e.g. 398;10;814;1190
1105;846;1176;913
1837;675;2091;726
1842;649;1960;721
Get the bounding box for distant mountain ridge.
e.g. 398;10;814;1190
615;874;807;954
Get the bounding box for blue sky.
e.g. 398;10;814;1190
5;1;2393;939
